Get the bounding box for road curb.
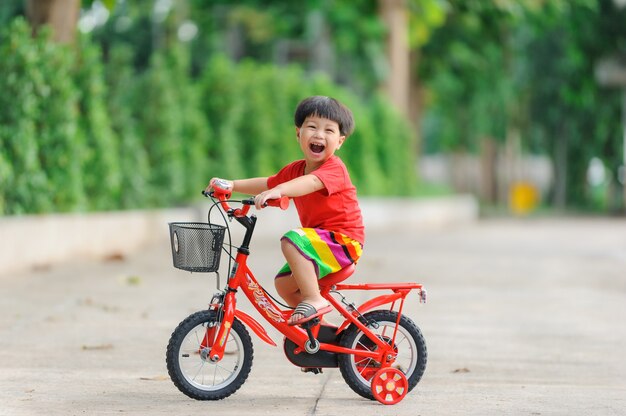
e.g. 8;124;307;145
0;195;477;276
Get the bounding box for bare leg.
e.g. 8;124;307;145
274;274;300;307
280;239;328;323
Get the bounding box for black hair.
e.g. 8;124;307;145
294;96;355;137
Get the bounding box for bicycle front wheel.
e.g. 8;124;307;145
338;310;427;400
166;310;253;400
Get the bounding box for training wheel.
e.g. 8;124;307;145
370;367;408;405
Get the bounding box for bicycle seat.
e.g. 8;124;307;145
318;264;355;288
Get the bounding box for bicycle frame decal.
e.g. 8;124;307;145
246;274;285;323
218;320;231;347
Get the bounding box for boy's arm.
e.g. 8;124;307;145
254;174;323;208
206;177;269;195
233;177;269;195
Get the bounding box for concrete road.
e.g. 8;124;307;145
1;217;625;415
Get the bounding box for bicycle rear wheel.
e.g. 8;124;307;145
338;310;427;400
166;310;253;400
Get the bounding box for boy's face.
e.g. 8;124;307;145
296;115;345;167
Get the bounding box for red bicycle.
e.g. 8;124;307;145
165;186;427;405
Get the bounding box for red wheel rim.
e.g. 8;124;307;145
370;368;408;405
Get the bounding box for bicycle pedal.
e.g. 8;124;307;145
300;317;320;329
301;367;323;375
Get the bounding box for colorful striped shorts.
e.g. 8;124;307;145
276;228;363;280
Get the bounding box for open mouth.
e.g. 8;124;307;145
310;143;325;154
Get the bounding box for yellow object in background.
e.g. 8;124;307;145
510;182;539;215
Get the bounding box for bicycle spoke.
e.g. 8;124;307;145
195;329;207;349
395;334;407;347
212;362;219;386
191;360;206;383
380;325;390;339
356;339;372;350
354;355;373;366
215;363;235;376
357;358;375;374
224;336;238;354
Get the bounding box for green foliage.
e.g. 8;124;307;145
0;19;49;214
370;93;418;195
523;1;626;208
0;18;81;214
163;45;211;199
36;31;86;212
75;37;122;211
104;44;150;209
0;6;421;215
0;0;23;27
0;143;13;214
198;55;246;180
133;52;186;206
419;0;626;210
196;57;416;195
420;1;517;152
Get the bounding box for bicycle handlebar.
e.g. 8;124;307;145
202;188;289;217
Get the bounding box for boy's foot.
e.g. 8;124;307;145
288;302;332;326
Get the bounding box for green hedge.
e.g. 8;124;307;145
0;17;418;215
0;19;75;214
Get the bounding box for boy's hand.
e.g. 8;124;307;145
254;188;283;210
206;178;233;194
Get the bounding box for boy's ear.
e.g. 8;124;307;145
295;127;300;138
337;135;346;149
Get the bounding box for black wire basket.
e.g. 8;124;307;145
168;222;226;273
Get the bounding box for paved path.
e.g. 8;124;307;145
1;217;625;415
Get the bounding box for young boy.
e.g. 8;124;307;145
206;96;364;326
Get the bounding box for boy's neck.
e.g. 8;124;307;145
304;155;333;175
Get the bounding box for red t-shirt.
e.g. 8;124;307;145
267;156;365;245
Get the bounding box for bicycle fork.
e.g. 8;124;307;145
204;289;237;362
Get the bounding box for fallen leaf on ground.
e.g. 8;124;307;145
81;344;114;351
140;375;169;381
126;275;141;285
105;253;125;262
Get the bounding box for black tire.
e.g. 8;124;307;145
166;310;253;400
338;310;427;400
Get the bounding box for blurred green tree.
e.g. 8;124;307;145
418;0;626;211
132;51;186;206
0;18;82;214
75;37;122;210
104;44;150;209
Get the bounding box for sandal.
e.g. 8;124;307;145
288;302;333;326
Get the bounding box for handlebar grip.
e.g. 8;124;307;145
264;196;290;210
208;183;232;200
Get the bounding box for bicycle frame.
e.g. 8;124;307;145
206;196;426;369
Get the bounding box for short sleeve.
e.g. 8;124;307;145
267;160;305;189
310;157;347;195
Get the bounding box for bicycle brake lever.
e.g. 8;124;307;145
242;197;289;210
